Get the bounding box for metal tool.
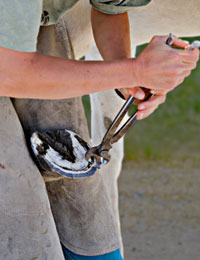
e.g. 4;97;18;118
30;93;153;179
30;92;153;179
85;33;176;166
166;33;174;46
166;33;200;50
31;129;101;179
31;33;199;179
86;33;200;169
85;92;153;165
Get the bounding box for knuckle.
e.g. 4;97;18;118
178;78;184;84
159;95;166;104
152;35;158;40
151;35;161;42
151;107;157;114
194;48;200;58
173;77;179;84
185;70;191;77
166;84;174;91
152;36;156;41
190;50;199;62
192;62;197;70
184;63;195;71
162;96;166;103
192;56;198;64
195;55;199;62
168;82;176;89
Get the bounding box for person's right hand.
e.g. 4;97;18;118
131;35;199;92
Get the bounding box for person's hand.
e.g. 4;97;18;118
117;35;199;119
118;87;167;120
136;90;167;120
132;35;199;92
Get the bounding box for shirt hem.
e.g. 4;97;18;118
90;0;152;15
90;5;128;15
0;40;36;52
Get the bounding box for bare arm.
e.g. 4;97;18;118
0;10;198;101
91;8;144;100
91;8;131;61
91;8;199;119
0;46;135;99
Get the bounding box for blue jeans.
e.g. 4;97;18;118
61;244;123;260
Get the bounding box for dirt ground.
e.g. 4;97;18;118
118;162;200;260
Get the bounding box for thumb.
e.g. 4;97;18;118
128;87;145;100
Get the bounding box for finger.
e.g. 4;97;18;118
181;70;192;78
151;35;178;44
171;63;197;74
150;89;169;95
176;77;186;86
137;107;156;120
176;69;194;83
182;51;199;64
181;62;197;70
128;87;145;100
133;88;152;104
138;95;166;110
133;99;140;105
174;48;199;63
171;36;190;49
117;88;130;100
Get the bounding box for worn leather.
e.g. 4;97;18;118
0;96;65;260
12;23;120;256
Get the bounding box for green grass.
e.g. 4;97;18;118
83;38;200;167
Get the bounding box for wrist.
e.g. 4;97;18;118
114;59;138;89
129;57;142;87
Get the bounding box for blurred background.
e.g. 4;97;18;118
83;39;200;260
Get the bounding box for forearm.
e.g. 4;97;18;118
91;8;140;99
91;8;131;61
0;46;135;99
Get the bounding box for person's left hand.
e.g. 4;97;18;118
118;87;167;120
136;91;167;120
